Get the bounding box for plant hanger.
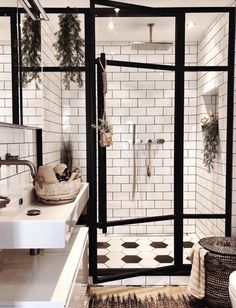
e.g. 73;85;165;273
92;56;113;147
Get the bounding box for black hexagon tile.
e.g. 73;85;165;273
154;255;174;263
122;255;142;263
97;242;111;249
150;242;168;249
183;241;194;248
122;242;139;249
97;255;109;263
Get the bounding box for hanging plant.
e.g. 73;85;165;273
21;14;41;89
201;114;219;173
92;118;113;147
54;12;84;89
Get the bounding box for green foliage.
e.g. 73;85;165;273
92;118;113;134
54;12;84;89
21;14;41;89
201;114;219;173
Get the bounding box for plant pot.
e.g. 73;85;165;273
99;132;112;147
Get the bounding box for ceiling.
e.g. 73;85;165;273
1;0;233;8
0;0;234;42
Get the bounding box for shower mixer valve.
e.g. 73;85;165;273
128;138;165;145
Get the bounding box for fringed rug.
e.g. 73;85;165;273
89;292;207;308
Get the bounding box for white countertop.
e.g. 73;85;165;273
0;226;88;307
0;183;89;249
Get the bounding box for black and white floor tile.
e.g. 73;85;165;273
97;234;199;269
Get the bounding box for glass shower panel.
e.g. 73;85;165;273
183;71;227;215
185;13;229;67
105;68;175;249
95;15;175;66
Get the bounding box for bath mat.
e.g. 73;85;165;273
89;292;207;308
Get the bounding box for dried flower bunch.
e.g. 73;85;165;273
201;114;219;173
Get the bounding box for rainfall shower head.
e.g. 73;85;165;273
131;23;173;51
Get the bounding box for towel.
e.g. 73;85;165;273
187;242;208;299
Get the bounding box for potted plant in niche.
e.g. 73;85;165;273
201;113;219;173
54;11;84;89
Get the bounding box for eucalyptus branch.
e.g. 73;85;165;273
21;14;41;89
54;12;84;89
201;114;219;173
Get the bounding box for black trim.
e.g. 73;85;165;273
21;66;86;72
174;12;185;268
106;59;175;71
85;4;98;282
225;9;235;236
98;215;175;228
96;265;191;283
10;11;19;125
98;213;227;229
16;7;88;14
18;12;23;125
184;66;229;71
36;129;43;168
95;6;234;17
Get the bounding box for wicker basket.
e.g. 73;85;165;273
34;178;82;205
199;237;236;308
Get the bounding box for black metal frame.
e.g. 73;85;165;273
0;8;20;124
1;2;234;285
92;0;235;283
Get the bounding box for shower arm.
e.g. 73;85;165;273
148;23;154;43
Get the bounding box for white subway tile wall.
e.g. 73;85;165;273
195;12;230;238
0;10;235;243
62;41;198;235
0;41;12;124
0;19;63;197
0;125;37;198
22;19;62;166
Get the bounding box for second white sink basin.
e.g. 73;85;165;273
0;183;89;249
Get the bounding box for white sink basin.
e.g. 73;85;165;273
0;183;89;249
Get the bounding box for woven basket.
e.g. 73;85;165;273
199;237;236;308
34;178;82;205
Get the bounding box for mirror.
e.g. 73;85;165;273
20;12;85;128
0;15;13;124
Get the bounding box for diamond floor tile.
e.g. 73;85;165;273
122;242;139;249
97;234;199;269
122;255;142;263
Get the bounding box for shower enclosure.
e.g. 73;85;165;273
87;0;235;284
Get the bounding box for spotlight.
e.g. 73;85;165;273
187;21;196;29
114;8;120;14
107;21;115;30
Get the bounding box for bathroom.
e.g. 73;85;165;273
0;0;235;307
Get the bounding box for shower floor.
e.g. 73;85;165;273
97;234;199;269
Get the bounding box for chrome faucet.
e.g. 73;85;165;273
0;153;37;179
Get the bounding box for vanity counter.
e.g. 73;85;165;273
0;183;89;249
0;226;88;308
